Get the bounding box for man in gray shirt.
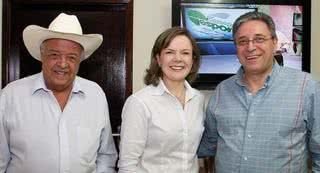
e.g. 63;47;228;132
198;11;320;173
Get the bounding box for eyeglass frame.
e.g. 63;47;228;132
235;36;275;47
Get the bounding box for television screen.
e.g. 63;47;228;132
182;7;256;41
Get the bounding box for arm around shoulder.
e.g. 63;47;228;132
197;93;219;158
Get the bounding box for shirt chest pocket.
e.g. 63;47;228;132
276;111;307;137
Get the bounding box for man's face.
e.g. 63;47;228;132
41;39;82;92
235;20;278;75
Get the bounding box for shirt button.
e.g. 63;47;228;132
244;157;248;161
247;134;252;138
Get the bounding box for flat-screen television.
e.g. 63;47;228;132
172;0;311;89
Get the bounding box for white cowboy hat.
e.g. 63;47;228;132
22;13;103;61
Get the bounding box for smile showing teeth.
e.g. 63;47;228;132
246;54;260;59
170;66;184;70
55;71;66;75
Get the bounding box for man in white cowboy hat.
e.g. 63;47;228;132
0;13;118;173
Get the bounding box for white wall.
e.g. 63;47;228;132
133;0;172;91
311;0;320;80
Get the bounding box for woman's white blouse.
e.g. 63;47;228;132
118;80;205;173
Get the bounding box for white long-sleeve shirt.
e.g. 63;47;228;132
0;72;118;173
118;80;205;173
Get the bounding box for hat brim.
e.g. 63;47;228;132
23;25;103;61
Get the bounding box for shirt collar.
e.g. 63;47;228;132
152;79;198;101
235;62;281;88
32;72;84;95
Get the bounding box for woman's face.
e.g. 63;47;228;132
157;35;193;84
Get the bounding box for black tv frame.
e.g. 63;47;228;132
172;0;311;90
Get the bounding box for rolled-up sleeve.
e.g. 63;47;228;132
197;93;218;158
117;96;148;173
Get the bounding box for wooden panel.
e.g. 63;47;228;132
2;0;133;132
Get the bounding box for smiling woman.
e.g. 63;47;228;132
118;27;206;173
144;27;200;86
156;35;193;92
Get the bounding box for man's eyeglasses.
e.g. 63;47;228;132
236;36;273;46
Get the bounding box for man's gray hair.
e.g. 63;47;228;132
232;11;278;42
